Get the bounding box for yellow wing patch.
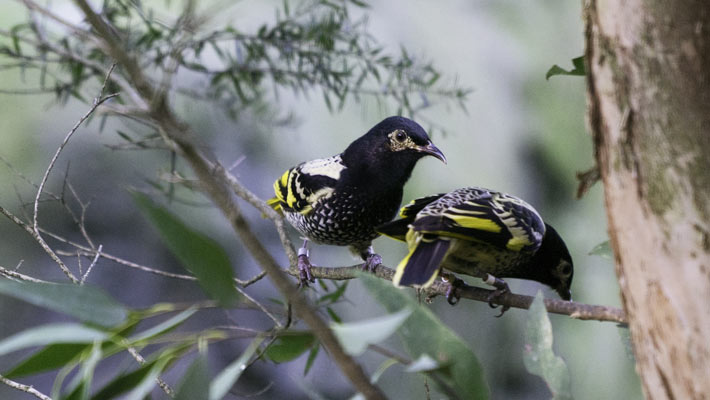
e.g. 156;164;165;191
506;236;531;251
447;214;502;233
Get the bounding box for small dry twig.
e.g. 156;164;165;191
31;64;118;283
0;374;52;400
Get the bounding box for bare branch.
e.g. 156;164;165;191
125;347;174;398
80;244;102;284
288;264;628;324
0;264;48;283
0;374;52;400
31;64;118;283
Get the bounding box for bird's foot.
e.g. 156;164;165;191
484;274;511;317
441;274;465;305
297;247;315;287
362;253;382;273
359;246;382;273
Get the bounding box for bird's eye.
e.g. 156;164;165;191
559;262;572;276
395;130;407;142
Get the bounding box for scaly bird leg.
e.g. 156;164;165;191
483;273;511;317
360;246;382;273
298;239;314;286
441;273;466;305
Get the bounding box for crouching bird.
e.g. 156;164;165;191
376;186;573;312
268;116;446;285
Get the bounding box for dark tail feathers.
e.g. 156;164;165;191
396;238;451;287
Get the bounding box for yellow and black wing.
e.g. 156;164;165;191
413;188;546;253
268;155;345;215
392;187;546;288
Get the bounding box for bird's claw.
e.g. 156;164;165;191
444;275;465;305
482;274;511;316
297;254;315;287
362;253;382;273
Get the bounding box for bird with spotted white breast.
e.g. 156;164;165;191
268;116;447;284
376;186;573;312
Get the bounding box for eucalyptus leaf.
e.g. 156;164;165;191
133;193;240;307
523;291;572;400
331;307;412;356
209;336;266;400
176;355;210;400
129;308;197;343
4;343;87;378
359;273;489;399
546;56;586;80
0;280;127;328
0;323;107;357
303;344;320;376
265;332;316;363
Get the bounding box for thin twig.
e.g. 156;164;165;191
80;244;102;284
125;347;174;398
0;265;48;283
31;64;118;283
0;374;52;400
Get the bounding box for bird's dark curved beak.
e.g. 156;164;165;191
557;287;572;301
418;142;447;164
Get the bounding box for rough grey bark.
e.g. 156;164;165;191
585;1;710;399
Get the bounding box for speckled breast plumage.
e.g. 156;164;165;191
284;187;400;248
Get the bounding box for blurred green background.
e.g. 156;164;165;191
0;1;641;399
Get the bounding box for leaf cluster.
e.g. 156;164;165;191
0;0;468;121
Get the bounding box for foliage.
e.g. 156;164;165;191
360;273;489;400
0;0;467;122
523;291;572;400
546;56;586;80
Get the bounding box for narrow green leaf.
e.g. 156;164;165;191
64;342;103;400
359;273;489;400
175;355;210;400
523;291;572;400
545;56;586;80
124;358;170;400
0;280;127;328
318;281;348;304
331;308;411;356
303;344;320;376
4;343;87;378
133;193;240;307
265;332;316;363
326;307;342;324
0;324;107;357
129;308;197;343
209;336;266;400
589;240;613;259
91;344;187;400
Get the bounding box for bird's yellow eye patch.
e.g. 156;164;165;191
388;130;415;151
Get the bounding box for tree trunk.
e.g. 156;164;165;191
585;1;710;399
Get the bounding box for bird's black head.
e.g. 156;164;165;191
531;224;574;301
341;116;446;184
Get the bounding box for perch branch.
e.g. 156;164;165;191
286;264;627;324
